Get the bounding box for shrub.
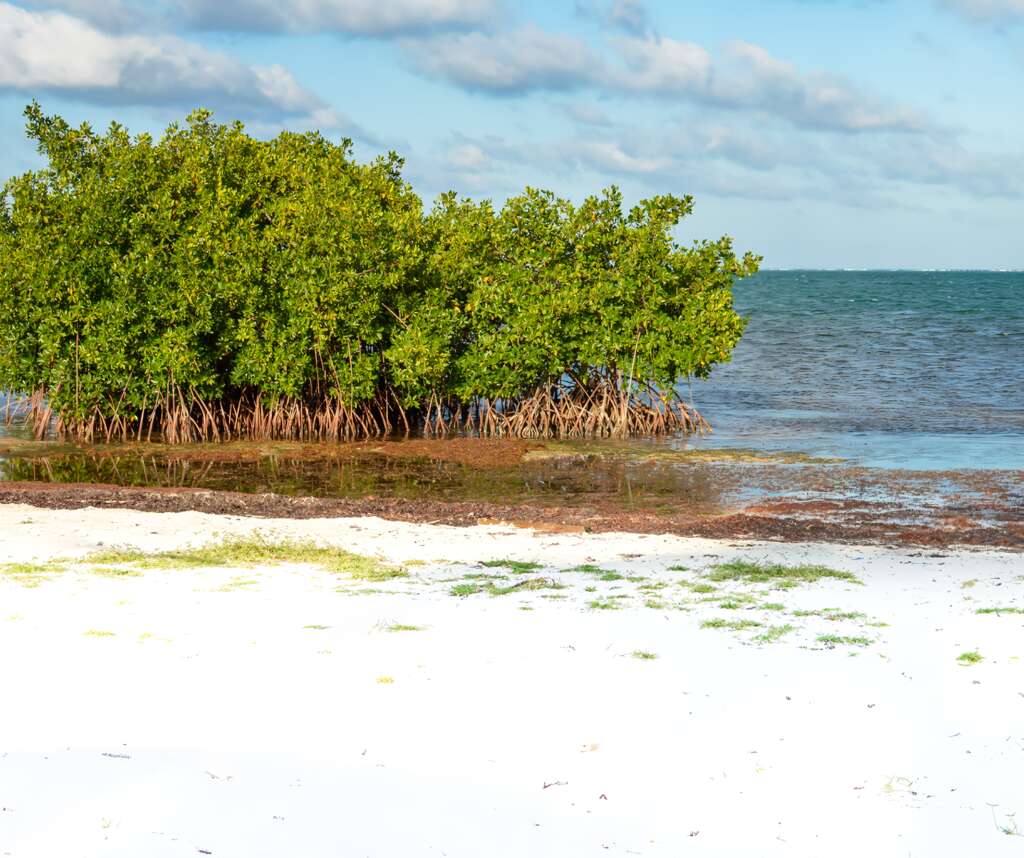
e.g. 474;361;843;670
0;104;759;442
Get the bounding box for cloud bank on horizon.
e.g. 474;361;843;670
1;0;1022;268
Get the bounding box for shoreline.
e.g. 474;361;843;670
0;479;1021;550
1;504;1022;856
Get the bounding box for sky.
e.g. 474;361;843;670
1;0;1023;269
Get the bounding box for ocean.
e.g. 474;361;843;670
686;270;1024;471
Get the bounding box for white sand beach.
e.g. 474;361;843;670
1;504;1022;857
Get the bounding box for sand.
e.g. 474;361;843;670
0;504;1022;857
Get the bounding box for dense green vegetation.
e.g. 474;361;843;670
0;104;759;442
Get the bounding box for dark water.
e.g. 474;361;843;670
685;270;1024;470
0;447;746;513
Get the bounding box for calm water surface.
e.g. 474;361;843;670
685;270;1024;470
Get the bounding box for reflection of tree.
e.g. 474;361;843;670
0;451;734;511
0;454;216;488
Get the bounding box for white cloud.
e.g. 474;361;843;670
433;129;829;203
938;0;1024;22
610;35;711;93
435;108;1024;208
407;28;925;135
854;134;1024;197
16;0;500;35
404;25;602;93
576;0;652;36
447;142;489;170
576;140;672;174
712;41;926;133
176;0;499;35
0;2;354;128
16;0;147;31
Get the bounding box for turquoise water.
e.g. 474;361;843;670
686;271;1024;470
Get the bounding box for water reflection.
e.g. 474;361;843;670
1;442;1021;536
0;448;740;514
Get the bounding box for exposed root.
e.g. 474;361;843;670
2;391;39;427
18;388;396;444
424;383;708;440
9;380;706;443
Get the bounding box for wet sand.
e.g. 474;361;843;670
0;435;1022;548
1;505;1022;857
0;475;1020;549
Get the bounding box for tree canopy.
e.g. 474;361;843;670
0;104;759;442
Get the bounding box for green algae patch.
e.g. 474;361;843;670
479;559;544;573
587;599;624;611
754;624;796;643
817;634;872;647
452;577;563;597
85;536;404;580
708;561;860;587
701;618;763;630
0;561;67;588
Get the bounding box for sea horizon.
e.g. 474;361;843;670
759;268;1024;273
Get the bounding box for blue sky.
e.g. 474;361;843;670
1;0;1022;268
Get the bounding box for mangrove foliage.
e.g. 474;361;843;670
0;104;759;442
